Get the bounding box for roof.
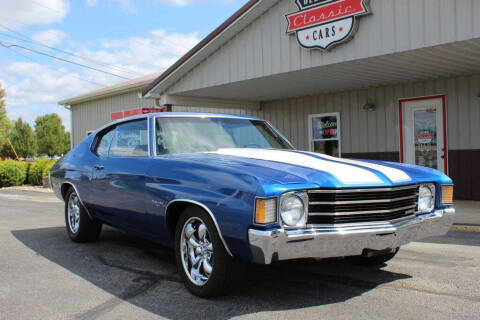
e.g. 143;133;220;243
141;0;273;98
93;112;262;133
58;72;162;106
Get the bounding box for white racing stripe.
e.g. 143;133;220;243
214;148;383;184
311;153;411;182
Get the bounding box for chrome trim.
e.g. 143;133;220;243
308;204;417;216
307;185;417;193
248;207;455;264
309;194;418;205
90;116;150;157
166;199;233;256
60;181;94;220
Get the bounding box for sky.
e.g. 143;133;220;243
0;0;247;131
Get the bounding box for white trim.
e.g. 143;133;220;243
214;148;383;184
308;112;341;157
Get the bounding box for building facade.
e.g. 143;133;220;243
62;0;480;200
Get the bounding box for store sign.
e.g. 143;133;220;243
285;0;371;50
313;114;338;139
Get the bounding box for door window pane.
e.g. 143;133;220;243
110;120;148;157
313;140;339;157
414;109;437;169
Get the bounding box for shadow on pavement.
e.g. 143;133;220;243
12;226;411;319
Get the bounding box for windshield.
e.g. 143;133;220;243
155;117;293;155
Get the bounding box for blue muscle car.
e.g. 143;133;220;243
50;113;455;297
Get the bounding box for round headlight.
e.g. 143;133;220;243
418;184;435;213
280;194;306;227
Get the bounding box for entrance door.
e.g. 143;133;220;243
399;96;447;173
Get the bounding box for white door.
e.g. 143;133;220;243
400;96;447;173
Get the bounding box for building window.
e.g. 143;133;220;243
308;112;341;157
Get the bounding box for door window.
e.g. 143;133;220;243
110;119;149;157
309;112;341;157
414;109;437;169
95;129;115;158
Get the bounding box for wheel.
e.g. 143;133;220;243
348;248;400;266
174;206;236;297
65;188;102;242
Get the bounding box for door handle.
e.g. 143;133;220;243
93;165;104;170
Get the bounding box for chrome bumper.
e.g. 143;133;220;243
248;208;455;264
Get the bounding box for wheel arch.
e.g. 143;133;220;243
165;199;233;257
60;181;93;220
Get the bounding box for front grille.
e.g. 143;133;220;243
307;185;418;225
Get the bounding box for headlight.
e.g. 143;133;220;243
280;192;308;227
418;183;435;213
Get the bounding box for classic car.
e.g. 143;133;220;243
50;113;455;297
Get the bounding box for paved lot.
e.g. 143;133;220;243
0;189;479;320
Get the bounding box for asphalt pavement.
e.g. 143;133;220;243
0;188;479;320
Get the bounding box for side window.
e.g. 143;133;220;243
109;119;149;157
95;128;115;157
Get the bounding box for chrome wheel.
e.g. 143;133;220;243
180;217;213;286
68;193;81;234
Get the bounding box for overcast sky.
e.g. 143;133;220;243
0;0;245;131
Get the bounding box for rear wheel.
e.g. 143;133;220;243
348;248;400;266
65;188;102;242
174;206;236;297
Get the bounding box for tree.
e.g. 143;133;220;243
7;118;37;158
35;113;70;157
0;82;12;156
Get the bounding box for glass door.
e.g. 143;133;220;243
400;96;447;173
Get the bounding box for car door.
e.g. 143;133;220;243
90;118;150;232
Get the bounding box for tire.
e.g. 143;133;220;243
348;248;400;266
174;206;237;298
65;188;102;242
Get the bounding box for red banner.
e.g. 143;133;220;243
286;0;367;33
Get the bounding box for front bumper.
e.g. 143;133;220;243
248;207;455;264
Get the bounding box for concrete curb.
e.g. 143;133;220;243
450;224;480;232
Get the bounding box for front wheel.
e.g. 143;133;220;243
65;188;102;242
174;206;236;297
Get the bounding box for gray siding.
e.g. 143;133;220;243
262;74;480;153
181;74;480;153
167;0;480;95
71;91;156;147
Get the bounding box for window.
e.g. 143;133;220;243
109;119;149;157
155;117;292;155
309;112;341;157
95;128;115;158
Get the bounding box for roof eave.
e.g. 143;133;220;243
141;0;271;98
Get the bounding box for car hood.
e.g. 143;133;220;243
169;148;452;188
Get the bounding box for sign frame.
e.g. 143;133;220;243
285;0;372;51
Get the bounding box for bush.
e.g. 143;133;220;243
0;160;27;187
28;159;56;186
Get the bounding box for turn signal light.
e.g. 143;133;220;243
441;185;454;204
255;198;277;224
